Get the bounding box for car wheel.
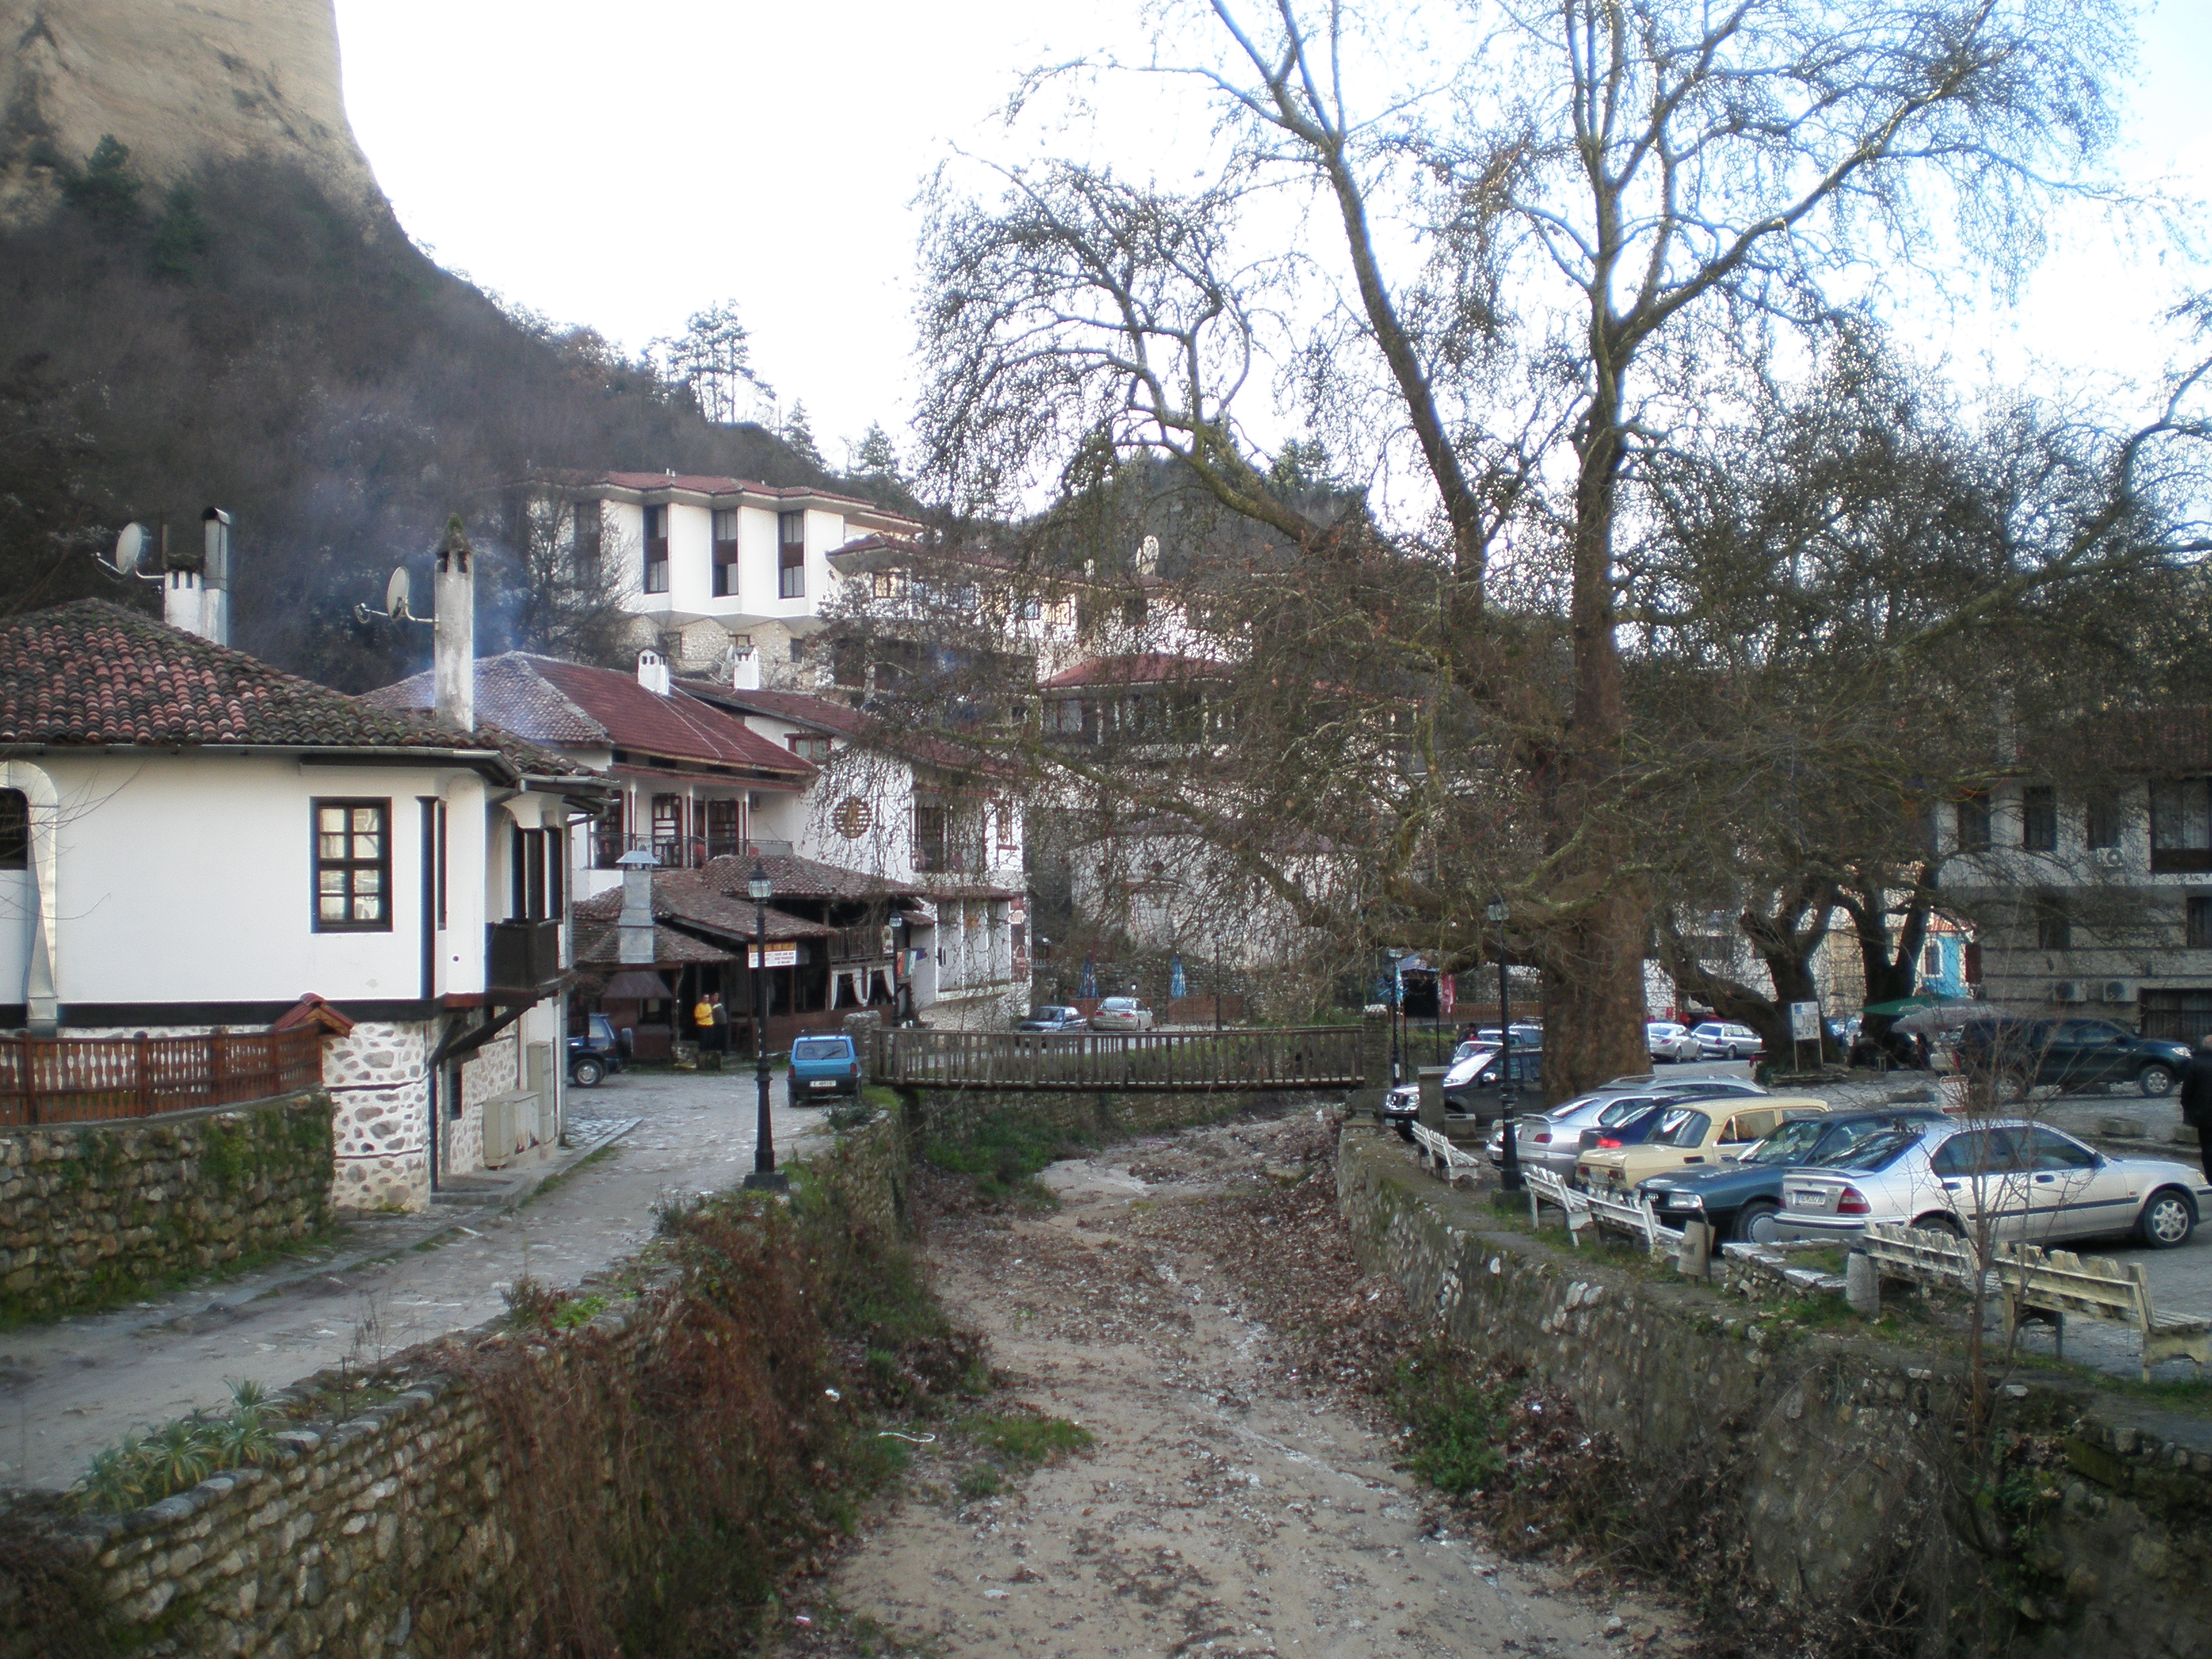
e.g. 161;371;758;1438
571;1057;604;1087
2139;1063;2177;1099
1734;1199;1782;1244
2137;1188;2196;1249
1910;1212;1965;1239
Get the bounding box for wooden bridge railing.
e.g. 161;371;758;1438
872;1025;1365;1092
0;1028;326;1127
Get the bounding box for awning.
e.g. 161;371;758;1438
609;764;804;792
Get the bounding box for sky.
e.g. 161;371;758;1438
333;1;2212;474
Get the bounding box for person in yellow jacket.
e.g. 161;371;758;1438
693;994;715;1051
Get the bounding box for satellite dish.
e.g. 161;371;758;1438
386;567;412;621
98;522;155;579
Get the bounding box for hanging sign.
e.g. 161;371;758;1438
745;943;799;968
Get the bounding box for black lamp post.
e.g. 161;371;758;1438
1214;937;1224;1032
743;858;785;1191
1490;895;1523;1192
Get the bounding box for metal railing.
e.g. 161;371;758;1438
872;1025;1364;1092
0;1027;326;1126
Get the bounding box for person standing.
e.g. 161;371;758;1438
2181;1033;2212;1184
693;989;714;1053
709;991;729;1055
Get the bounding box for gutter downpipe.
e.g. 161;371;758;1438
419;796;440;1192
1;762;60;1035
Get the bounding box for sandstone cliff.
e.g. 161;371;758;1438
0;0;384;221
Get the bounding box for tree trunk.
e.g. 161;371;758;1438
1843;866;1937;1064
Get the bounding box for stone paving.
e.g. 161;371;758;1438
0;1069;830;1493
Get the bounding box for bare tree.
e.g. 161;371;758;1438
915;0;2174;1095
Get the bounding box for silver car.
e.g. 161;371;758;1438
1692;1021;1763;1061
1088;997;1155;1032
1487;1078;1769;1180
1774;1119;2210;1250
1646;1021;1698;1063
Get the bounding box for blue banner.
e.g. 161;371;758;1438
1170;956;1187;999
1081;956;1097;999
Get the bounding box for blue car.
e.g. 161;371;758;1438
787;1033;863;1104
1639;1108;1948;1242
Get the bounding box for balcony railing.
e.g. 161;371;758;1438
830;924;890;962
487;920;562;996
593;834;797;872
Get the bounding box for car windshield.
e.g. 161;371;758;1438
1595;1095;1660;1126
1807;1118;1928;1166
1453;1041;1492;1061
1027;1006;1068;1020
792;1039;849;1061
1100;999;1136;1011
1746;1120;1829;1164
1651;1108;1712;1148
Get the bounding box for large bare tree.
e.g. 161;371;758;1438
914;0;2164;1094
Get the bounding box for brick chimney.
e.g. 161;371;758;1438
434;517;474;733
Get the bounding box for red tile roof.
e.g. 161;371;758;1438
1041;654;1231;689
0;600;565;769
676;679;1017;780
363;653;813;779
573;874;834;941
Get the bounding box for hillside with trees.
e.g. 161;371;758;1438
0;138;899;689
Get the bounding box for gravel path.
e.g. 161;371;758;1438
779;1111;1684;1659
0;1069;826;1492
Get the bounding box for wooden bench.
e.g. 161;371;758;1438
1584;1185;1685;1257
1523;1166;1593;1246
1408;1122;1484;1186
1859;1221;1985;1296
1993;1242;2212;1382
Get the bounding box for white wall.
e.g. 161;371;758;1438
0;752;520;1014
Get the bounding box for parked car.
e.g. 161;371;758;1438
1469;1023;1544;1048
1692;1021;1764;1060
1439;1046;1541;1115
1577;1096;1829;1193
1090;997;1156;1032
567;1012;628;1087
1647;1021;1697;1063
1952;1016;2190;1099
1486;1079;1769;1179
1773;1119;2211;1249
1017;1004;1089;1033
1640;1109;1950;1243
787;1033;864;1103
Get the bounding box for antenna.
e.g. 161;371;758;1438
354;566;430;628
94;523;163;581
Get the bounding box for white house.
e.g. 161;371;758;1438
0;556;609;1211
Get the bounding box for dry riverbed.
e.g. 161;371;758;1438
773;1107;1687;1659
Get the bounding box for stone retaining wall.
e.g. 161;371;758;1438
0;1091;334;1323
0;1110;909;1656
1336;1124;2212;1655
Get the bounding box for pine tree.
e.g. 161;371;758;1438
783;401;823;468
853;422;901;479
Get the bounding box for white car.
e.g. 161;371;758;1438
1088;997;1155;1033
1692;1021;1763;1061
1774;1120;2210;1250
1647;1021;1697;1062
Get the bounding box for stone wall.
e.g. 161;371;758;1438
1335;1124;2212;1655
0;1108;914;1656
322;1021;430;1213
0;1091;333;1323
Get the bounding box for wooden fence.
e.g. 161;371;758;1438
873;1025;1366;1092
0;1028;326;1127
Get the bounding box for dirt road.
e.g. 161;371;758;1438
785;1109;1682;1659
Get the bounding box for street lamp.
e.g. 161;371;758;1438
742;857;785;1191
1385;946;1408;1084
1214;937;1224;1033
1488;895;1523;1192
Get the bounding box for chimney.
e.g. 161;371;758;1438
636;649;672;696
730;644;760;691
434;517;475;733
617;848;658;964
200;508;232;646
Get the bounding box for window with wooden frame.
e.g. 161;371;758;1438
2188;897;2212;951
644;504;670;594
994;798;1016;848
313;799;391;930
2020;785;2057;852
787;734;831;763
2151;778;2212;873
705;798;741;859
778;512;806;598
712;508;739;596
2086;790;2123;850
0;789;25;870
651;794;683;863
510;825;552;920
1955;791;1992;853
